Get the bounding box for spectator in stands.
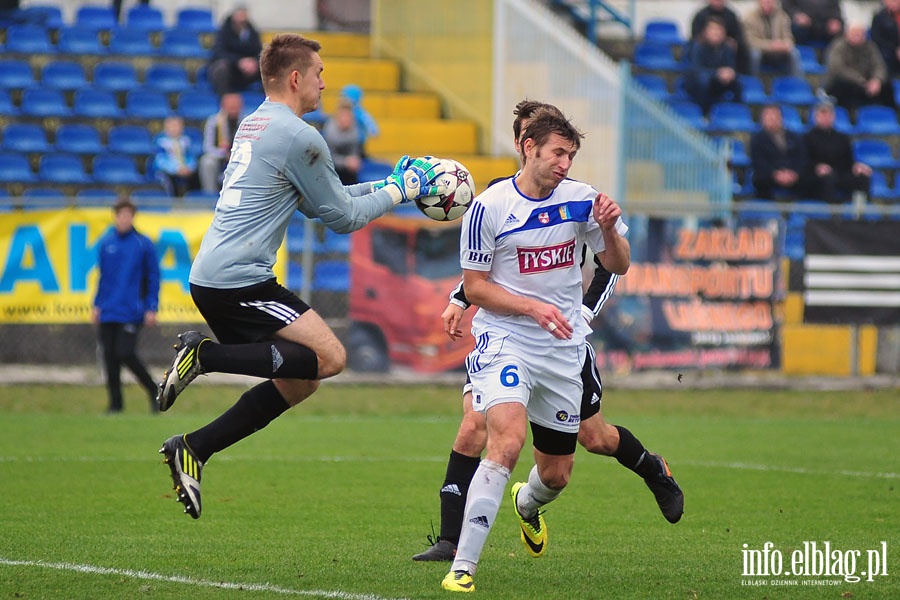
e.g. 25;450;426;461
684;18;743;114
207;6;262;97
322;98;362;185
112;0;149;23
93;197;160;414
0;0;20;26
199;93;244;193
339;84;379;156
869;0;900;78
690;0;751;74
744;0;803;76
153;116;200;197
803;102;872;203
824;22;896;112
750;104;812;199
782;0;843;47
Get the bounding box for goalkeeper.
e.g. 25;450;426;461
153;33;447;520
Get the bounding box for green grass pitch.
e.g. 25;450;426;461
0;383;897;599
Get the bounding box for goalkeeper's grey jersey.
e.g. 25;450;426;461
190;100;395;289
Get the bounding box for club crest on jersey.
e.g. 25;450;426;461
538;212;550;224
517;238;576;273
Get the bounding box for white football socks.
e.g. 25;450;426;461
515;464;561;518
451;459;510;575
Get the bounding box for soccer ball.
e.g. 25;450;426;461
415;159;475;221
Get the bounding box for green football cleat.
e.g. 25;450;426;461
441;570;474;593
510;481;547;558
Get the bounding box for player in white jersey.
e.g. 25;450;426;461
153;33;448;520
442;109;630;593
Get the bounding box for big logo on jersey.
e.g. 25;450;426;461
517;238;576;273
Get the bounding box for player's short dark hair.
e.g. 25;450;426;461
512;100;565;143
260;34;322;91
112;197;136;214
519;111;584;153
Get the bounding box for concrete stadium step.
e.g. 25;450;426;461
324;57;400;92
319;90;440;119
366;118;478;156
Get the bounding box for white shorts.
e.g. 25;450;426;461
466;331;584;434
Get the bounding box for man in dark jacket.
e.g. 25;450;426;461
750;104;813;199
207;6;262;97
691;0;751;73
685;18;743;114
803;102;872;203
782;0;844;46
93;198;161;413
870;0;900;78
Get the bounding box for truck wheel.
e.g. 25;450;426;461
347;324;389;372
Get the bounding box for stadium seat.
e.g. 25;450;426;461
2;123;51;153
93;61;140;93
75;5;117;32
853;105;900;137
20;88;71;118
57;27;106;55
831;105;854;135
723;137;750;168
633;42;683;72
853;139;900;170
55;124;105;155
797;45;825;75
129;186;169;200
176;90;218;120
0;90;19;117
108;28;156;56
869;170;899;201
126;5;165;32
159;30;208;59
182;189;219;203
779;104;807;133
73;89;122;119
738;75;771;105
93;153;145;185
5;24;55;54
771;76;817;107
667;101;706;130
319;228;351;254
287;262;304;290
0;152;38;182
145;64;191;93
107;125;154;155
22;187;67;200
313;260;350;292
124;90;171;119
175;7;217;33
77;188;119;202
706;102;758;134
19;5;64;29
41;60;89;91
241;91;266;112
632;73;670;102
184;126;203;149
0;59;35;89
643;19;684;46
39;154;92;184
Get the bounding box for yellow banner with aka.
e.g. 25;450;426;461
0;208;287;324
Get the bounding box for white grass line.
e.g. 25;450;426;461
0;558;410;600
678;459;899;480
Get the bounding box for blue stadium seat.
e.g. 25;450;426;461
357;158;393;182
313;260;350;292
667;101;706;129
57;27;106;55
130;186;169;200
706;102;758;134
831;105;854;135
107;125;154;155
738;75;771;105
124;90;171;119
5;24;55;54
633;43;683;72
41;60;89;91
145;64;191;93
869;170;899;202
779;104;807;133
0;59;35;89
797;45;825;74
73;89;122;119
108;28;156;56
176;89;218;120
771;76;817;107
55;124;105;155
0;152;38;182
22;187;67;200
0;90;19;116
2;123;51;153
632;73;670;102
126;5;165;32
176;7;217;33
241;90;266;112
643;19;684;46
20;88;71;118
724;137;750;168
287;262;304;290
19;5;64;29
39;154;92;184
184;126;203;149
853;139;900;170
159;30;208;58
77;188;119;202
75;5;117;32
93;61;140;93
93;154;145;185
182;189;219;203
854;105;900;137
319;228;351;255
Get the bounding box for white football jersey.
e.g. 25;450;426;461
460;177;628;346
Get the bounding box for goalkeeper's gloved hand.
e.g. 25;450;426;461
375;156;449;204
